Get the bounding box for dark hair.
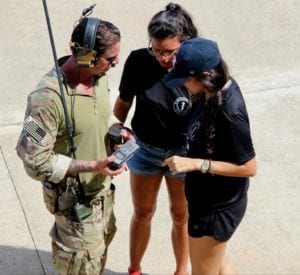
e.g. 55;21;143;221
148;3;198;41
195;58;229;96
194;58;230;157
71;18;121;57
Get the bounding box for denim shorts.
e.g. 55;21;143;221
126;139;187;180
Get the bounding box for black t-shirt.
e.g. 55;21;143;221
185;79;256;214
119;48;194;148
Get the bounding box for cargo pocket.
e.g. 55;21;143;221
42;182;60;214
99;184;117;272
102;183;117;244
52;241;76;275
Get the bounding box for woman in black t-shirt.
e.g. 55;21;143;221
163;38;257;275
112;3;198;275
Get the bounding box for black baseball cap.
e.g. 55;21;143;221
165;38;221;88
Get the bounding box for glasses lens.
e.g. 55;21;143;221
103;55;117;65
147;45;177;58
163;50;176;58
108;56;116;63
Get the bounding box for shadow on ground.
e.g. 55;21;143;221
0;246;55;275
0;245;150;275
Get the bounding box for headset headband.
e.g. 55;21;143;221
82;17;100;50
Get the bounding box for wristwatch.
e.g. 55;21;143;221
200;159;211;173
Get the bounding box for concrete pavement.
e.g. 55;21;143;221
0;1;299;274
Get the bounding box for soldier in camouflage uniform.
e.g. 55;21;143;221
16;14;129;275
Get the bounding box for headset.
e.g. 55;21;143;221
71;4;101;68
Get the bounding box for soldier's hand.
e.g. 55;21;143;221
93;156;125;176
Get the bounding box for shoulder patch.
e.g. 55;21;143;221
23;116;47;142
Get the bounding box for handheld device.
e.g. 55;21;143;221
109;140;140;170
108;127;124;149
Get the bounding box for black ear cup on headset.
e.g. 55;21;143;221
74;18;101;68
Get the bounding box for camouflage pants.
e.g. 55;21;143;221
50;184;116;275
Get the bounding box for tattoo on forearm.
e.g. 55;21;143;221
67;159;94;175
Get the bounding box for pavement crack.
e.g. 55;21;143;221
0;145;47;275
244;83;300;94
0;122;22;128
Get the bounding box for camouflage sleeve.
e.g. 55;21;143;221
16;88;72;183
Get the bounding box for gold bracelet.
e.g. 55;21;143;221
208;159;213;173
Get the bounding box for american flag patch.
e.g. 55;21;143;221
24;117;47;142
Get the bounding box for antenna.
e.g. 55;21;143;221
41;0;77;158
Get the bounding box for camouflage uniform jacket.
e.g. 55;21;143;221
16;58;112;196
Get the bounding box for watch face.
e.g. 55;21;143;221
201;159;210;172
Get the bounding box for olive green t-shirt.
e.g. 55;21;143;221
17;64;112;196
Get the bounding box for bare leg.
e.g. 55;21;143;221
165;176;189;275
189;236;227;275
129;173;163;271
219;253;237;275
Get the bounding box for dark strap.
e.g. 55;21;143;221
83;18;100;49
42;180;57;190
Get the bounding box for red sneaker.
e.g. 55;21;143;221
128;267;142;275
